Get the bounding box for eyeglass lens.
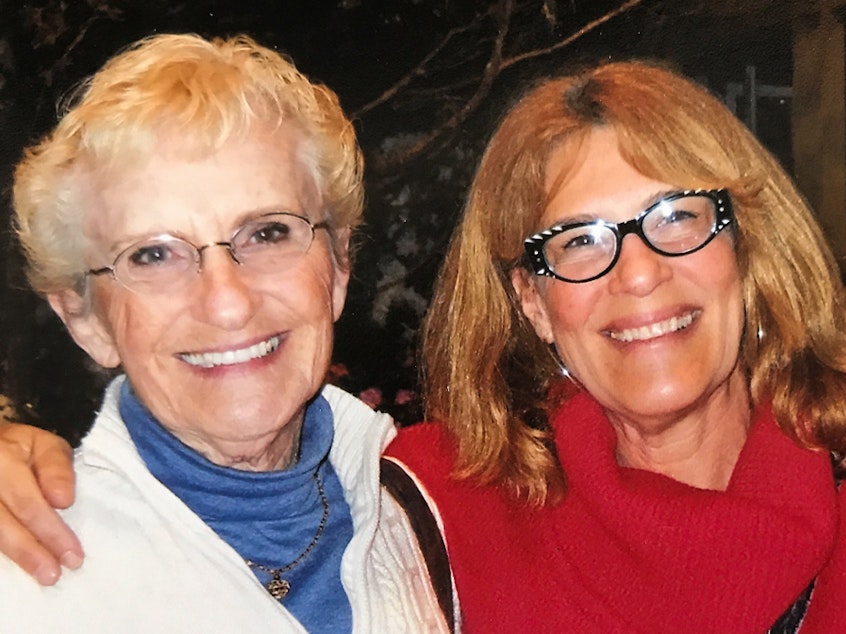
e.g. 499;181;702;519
113;213;316;292
540;193;720;282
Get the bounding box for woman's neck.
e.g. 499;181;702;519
610;368;751;490
119;380;305;471
170;421;303;471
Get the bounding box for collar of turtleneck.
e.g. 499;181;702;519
118;381;354;634
118;380;331;525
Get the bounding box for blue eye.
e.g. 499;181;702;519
246;221;292;245
128;243;174;266
123;239;195;272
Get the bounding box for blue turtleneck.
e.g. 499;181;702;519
119;381;354;633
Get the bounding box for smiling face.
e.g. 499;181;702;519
514;127;746;433
51;125;349;469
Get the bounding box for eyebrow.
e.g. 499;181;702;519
230;206;304;227
544;187;682;229
103;206;303;255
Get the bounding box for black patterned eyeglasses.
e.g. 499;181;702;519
87;212;329;294
523;189;733;284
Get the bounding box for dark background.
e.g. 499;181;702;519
0;0;796;442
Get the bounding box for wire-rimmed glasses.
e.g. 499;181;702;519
523;189;733;284
87;212;329;294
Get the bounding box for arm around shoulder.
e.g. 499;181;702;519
0;421;83;584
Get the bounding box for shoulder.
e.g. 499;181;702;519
385;422;457;484
386;422;509;516
320;384;399;489
321;383;396;437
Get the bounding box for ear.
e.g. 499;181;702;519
510;268;555;344
47;290;121;368
330;226;352;322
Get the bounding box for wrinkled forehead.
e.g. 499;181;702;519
74;124;323;238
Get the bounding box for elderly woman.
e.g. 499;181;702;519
0;32;451;633
3;61;846;631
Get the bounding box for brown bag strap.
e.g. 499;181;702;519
380;458;455;633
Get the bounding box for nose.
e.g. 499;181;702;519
190;246;259;330
606;233;671;296
197;240;240;264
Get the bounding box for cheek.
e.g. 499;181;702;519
534;283;607;378
100;296;166;361
541;283;602;346
93;274;195;362
263;257;340;325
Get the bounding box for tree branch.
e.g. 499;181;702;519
368;0;648;173
353;20;477;118
374;0;514;171
501;0;644;69
37;2;123;86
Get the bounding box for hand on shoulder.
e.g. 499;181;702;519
0;421;82;584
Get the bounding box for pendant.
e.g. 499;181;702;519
266;576;291;600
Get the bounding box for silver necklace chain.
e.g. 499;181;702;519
245;470;329;600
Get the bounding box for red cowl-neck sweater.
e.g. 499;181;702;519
386;392;846;633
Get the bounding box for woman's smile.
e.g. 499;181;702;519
604;309;700;343
179;333;282;368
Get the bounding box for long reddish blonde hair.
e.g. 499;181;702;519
422;60;846;505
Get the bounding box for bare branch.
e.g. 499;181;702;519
38;3;124;87
502;0;645;69
367;0;650;173
374;0;514;171
353;20;477;118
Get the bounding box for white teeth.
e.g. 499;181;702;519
608;312;697;343
180;336;280;368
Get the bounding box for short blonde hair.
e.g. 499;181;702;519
423;60;846;505
14;33;364;296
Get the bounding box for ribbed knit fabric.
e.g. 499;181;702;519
0;378;450;634
387;391;846;633
119;382;354;634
